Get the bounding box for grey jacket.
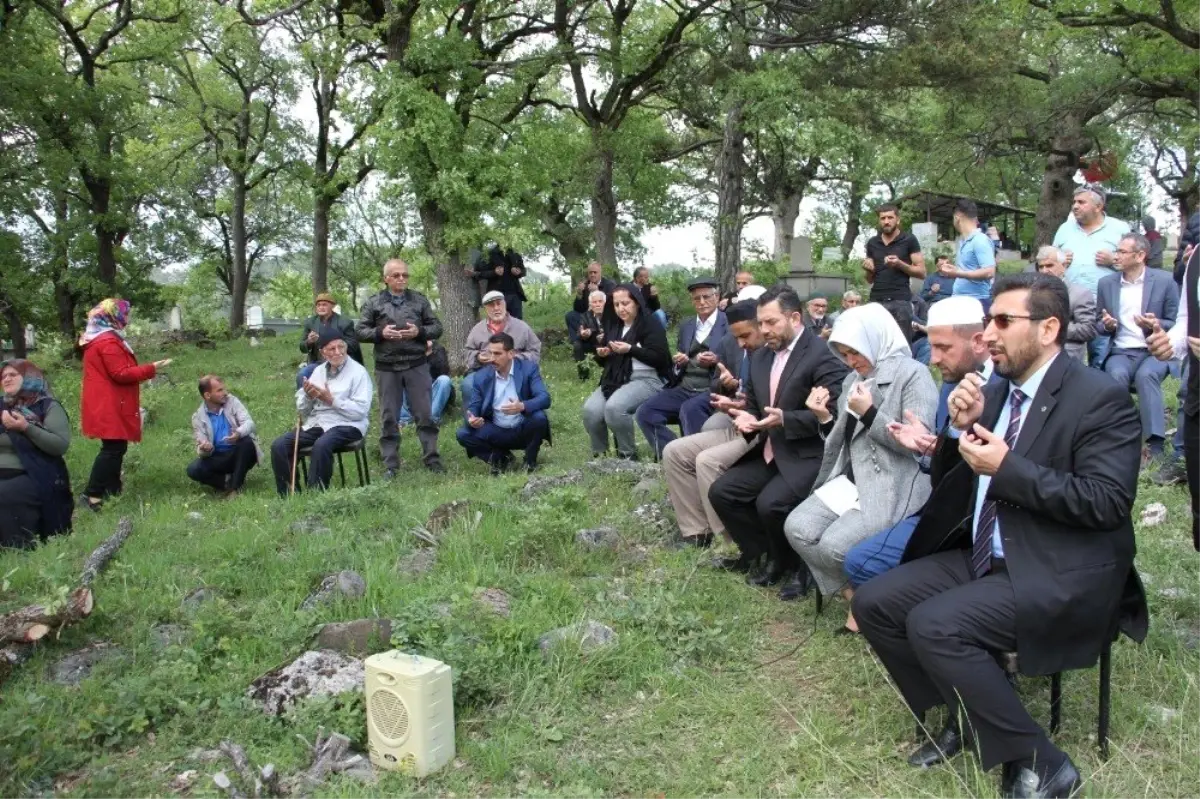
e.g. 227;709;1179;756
1064;284;1097;361
190;394;262;462
464;315;542;371
814;356;938;535
355;289;443;371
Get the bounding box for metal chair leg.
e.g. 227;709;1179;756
299;457;308;485
354;449;365;486
1050;672;1063;735
362;449;370;485
336;452;346;487
1098;643;1112;759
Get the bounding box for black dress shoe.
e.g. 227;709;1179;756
747;561;786;586
683;533;713;549
907;722;965;768
778;571;809;601
1004;757;1082;799
713;554;753;572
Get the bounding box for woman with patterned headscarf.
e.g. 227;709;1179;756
78;299;172;511
1;359;73;547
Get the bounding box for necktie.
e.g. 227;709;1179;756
971;388;1027;577
762;348;789;464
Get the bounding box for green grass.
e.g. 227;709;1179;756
0;334;1196;797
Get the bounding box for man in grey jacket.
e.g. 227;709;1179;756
356;259;446;476
1034;246;1096;361
188;375;261;497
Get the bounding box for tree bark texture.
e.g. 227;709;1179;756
1035;118;1089;247
714;99;747;292
312;194;332;295
229;177;250;330
591;143;619;273
419;201;475;374
1;294;25;358
840;177;867;260
772;191;801;263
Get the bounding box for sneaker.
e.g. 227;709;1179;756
1152;459;1187;487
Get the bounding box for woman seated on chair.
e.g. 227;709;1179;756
581;283;670;460
1;359;73;548
783;304;938;631
269;331;373;497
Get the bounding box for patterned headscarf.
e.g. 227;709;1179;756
1;359;54;422
79;298;132;349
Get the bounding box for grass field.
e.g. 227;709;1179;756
0;332;1196;797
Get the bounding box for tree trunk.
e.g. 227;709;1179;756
51;191;77;340
713;99;747;292
312;194;332;295
419;200;475;374
96;226;118;288
1;295;25;358
840;177;867;260
591;143;619;273
229;178;249;330
1035;124;1088;247
772;191;802;263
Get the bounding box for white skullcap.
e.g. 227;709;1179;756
736;285;767;302
926;296;985;329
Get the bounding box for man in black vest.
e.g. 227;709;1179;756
1148;246;1199;549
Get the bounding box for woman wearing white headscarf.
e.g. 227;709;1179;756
784;303;938;624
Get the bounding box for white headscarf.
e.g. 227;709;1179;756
827;303;911;371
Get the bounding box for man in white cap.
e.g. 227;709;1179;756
462;290;542;418
840;296;994;636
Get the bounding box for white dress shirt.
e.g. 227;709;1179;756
1168;257;1194;361
1112;268;1147;350
694;312;717;345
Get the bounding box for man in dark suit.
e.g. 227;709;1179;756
854;273;1148;799
803;294;833;338
456;333;552;474
636;277;728;459
565;262;616;379
677;302;752;435
708;286;850;599
473;245;528;319
1095;232;1180;461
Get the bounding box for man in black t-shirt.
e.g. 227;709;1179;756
862;203;926;342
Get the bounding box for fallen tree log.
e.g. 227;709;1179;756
0;517;132;686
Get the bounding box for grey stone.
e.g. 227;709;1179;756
187;747;225;763
315;619;393;656
576;526;621;550
139;407;150;427
632;477;664;497
182;587;217;610
521;469;585;499
631;499;675;534
396;547;436;576
1158;587;1190;600
186;511;204;522
538;620;618;657
591;458;652;477
1152;705;1180;724
474;588;512;617
301;571;366;610
48;642;123;686
151;623;187;650
426;500;475;532
247;649;364;716
291;516;332;535
1140;502;1168;526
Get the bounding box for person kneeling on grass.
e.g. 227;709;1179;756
457;333;551;474
270;331;373;497
187;374;262;498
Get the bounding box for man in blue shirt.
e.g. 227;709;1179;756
188;375;261;497
940;200;996;314
1052;185;1130;365
457;333;552;474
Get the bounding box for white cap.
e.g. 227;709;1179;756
481;290;505;304
926;296;985;328
736;285;767;302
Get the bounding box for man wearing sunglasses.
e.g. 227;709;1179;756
854;273;1147;799
1094;233;1179;465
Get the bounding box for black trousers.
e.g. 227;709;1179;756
708;458;804;568
1185;408;1198;550
853;549;1050;770
84;439;128;499
873;297;914;343
186;437;258;491
270;426;363;497
0;473;40;549
456;412;549;466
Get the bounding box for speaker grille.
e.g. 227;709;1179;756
369;688;410;741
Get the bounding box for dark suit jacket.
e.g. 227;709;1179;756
709;333;750;395
903;352;1148;676
468;358;551;429
669;312;729;387
1094;268;1179;348
803;314;833;337
572;278;617;314
734;329;850;495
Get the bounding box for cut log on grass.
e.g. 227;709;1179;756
0;587;93;644
0;517;132;687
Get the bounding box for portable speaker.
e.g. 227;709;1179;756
364;650;455;777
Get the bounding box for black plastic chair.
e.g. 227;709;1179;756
297;437;370;488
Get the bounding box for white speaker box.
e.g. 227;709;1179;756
364;650;455;777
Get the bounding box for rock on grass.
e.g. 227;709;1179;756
247;649;364;716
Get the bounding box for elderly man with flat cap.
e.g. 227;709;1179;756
635;276;728;460
297;292;362;388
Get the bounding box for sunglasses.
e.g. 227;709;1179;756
983;313;1047;329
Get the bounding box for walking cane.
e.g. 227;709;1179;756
289;413;302;496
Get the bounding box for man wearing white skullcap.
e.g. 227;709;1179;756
839;294;996;638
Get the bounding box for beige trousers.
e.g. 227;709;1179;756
663;416;751;539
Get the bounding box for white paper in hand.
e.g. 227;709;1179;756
814;474;860;516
